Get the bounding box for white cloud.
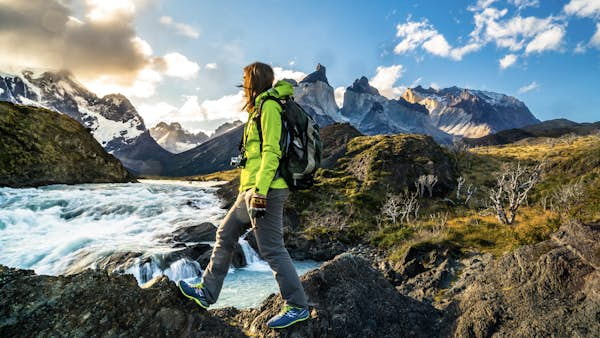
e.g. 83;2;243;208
159;16;200;39
138;91;247;133
394;18;481;61
162;53;200;79
205;62;218;70
423;34;451;57
273;67;306;82
369;64;405;99
499;54;518;69
564;0;600;18
334;86;346;108
525;26;565;54
591;23;600;49
509;0;539;10
86;0;136;22
518;81;539;93
394;20;438;54
470;7;566;54
85;66;162;98
468;0;497;11
574;41;587;53
429;82;440;90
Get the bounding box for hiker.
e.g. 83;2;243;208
178;62;310;329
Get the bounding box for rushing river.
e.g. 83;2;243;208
0;180;318;309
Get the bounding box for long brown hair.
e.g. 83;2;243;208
242;62;274;112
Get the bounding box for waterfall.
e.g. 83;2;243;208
238;238;271;272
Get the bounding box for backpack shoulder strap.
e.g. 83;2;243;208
256;95;285;152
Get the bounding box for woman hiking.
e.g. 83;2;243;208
178;62;310;329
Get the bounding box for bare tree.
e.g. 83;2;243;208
455;176;477;206
550;181;585;216
456;176;465;200
416;174;438;198
381;192;402;225
381;190;420;225
488;161;545;225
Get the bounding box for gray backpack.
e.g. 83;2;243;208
256;96;322;190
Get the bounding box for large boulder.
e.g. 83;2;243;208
217;253;442;337
452;221;600;337
0;266;245;337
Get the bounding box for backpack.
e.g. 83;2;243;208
256;95;322;190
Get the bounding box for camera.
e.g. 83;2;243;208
230;155;247;168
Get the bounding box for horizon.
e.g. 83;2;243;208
1;0;599;134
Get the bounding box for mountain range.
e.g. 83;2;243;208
149;122;209;154
1;65;544;177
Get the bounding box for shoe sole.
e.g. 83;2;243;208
268;313;310;329
178;282;209;310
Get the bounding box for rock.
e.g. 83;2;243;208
294;64;338;127
158;243;213;268
0;102;134;187
231;242;248;269
319;122;363;169
452;221;600;337
172;222;217;242
220;253;442;337
340;134;458;196
299;63;329;85
0;266;245;337
216;176;240;209
284;234;347;262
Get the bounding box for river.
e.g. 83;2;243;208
0;180;318;308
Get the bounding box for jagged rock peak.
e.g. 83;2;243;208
347;76;380;95
299;63;329;85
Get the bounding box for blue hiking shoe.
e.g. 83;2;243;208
266;305;310;329
178;280;209;310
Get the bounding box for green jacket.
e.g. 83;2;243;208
238;80;292;194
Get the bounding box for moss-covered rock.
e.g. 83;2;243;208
0;102;134;187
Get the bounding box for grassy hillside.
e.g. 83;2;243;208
0;102;133;187
192;130;599;263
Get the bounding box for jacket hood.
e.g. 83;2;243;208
254;80;294;107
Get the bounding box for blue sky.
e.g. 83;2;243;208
1;0;599;132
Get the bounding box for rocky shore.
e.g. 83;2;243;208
1;220;598;337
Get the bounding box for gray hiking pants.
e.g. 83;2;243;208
201;187;308;308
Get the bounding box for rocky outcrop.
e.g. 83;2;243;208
451;221;600;337
0;102;133;187
293;64;339;127
0;253;442;337
402;85;540;138
0;265;245;337
149;122;209;154
0;70;173;175
341;77;452;143
219;254;442;337
319;122;363;169
339;133;458;196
